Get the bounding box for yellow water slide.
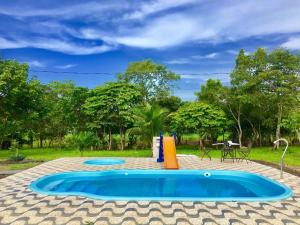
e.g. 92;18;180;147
163;137;179;169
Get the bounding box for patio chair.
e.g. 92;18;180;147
221;141;235;162
200;147;212;160
237;144;252;163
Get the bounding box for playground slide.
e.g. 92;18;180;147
163;137;179;169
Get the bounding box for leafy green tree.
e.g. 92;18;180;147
196;79;224;105
281;111;300;143
65;132;98;156
0;59;31;148
43;81;76;147
84;82;142;150
260;49;300;148
156;95;183;112
172;102;227;148
64;86;89;132
22;79;48;148
230;48;300;148
118;59;180;101
130;104;168;148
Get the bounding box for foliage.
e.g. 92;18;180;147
9;146;26;161
0;59;30;147
1;48;300;151
118;59;180;101
196;79;224;105
65;132;98;156
156;95;183;112
130;104;168;147
84;82;142;150
172;102;227;148
197;48;300;147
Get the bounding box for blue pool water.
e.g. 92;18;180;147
30;170;292;201
84;159;125;166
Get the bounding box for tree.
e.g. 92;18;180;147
156;95;183;112
65;132;98;156
0;59;30;148
281;110;300;144
230;48;300;148
118;59;180;101
196;79;224;105
84;82;142;150
196;79;243;145
43;81;76;147
130;104;168;148
64;87;89;132
172;102;227;149
22;79;48;148
259;49;300;148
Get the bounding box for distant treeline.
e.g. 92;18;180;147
0;48;299;150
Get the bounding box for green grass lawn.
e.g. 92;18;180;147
0;145;299;171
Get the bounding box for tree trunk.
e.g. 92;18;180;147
258;122;262;147
39;136;43;148
108;128;112;150
229;105;242;147
236;111;242;148
199;133;204;150
274;104;283;150
120;127;124;150
29;134;34;148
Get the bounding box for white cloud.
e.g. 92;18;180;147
1;0;300;54
124;0;198;20
26;60;45;68
114;14;215;48
165;58;190;64
0;37;115;55
226;50;239;55
0;2;124;20
55;64;77;69
281;36;300;50
181;73;230;82
0;37;26;49
192;53;218;59
165;52;219;65
114;0;300;49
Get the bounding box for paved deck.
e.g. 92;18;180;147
0;156;299;225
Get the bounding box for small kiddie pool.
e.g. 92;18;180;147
84;159;125;166
30;170;292;201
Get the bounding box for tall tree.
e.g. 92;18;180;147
172;102;227;149
84;82;142;150
260;49;300;148
118;59;180;101
44;81;76;147
0;59;30;148
130;103;168;148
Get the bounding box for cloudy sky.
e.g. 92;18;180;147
1;0;300;100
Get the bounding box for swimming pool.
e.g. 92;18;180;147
84;159;125;166
30;170;292;201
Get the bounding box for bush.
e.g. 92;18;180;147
65;132;99;156
9;146;26;162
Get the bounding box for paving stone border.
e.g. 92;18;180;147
0;157;299;225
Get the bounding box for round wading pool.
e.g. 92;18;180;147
84;159;125;166
30;170;292;202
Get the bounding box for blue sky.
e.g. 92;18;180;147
1;0;300;100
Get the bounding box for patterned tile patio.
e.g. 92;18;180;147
0;156;299;225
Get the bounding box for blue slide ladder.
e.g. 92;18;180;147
157;131;176;163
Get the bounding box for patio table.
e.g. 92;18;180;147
213;142;240;162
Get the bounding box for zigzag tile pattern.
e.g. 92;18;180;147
0;156;300;225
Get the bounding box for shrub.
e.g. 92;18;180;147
65;132;99;156
9;146;26;162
